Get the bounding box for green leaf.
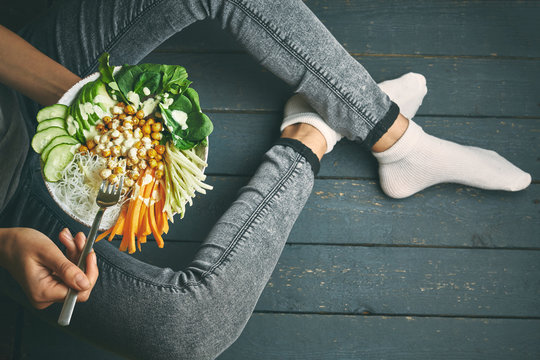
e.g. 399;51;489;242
185;112;213;142
133;71;160;97
97;53;128;103
161;65;188;94
169;94;193;113
183;88;201;112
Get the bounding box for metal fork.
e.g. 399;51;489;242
58;177;124;326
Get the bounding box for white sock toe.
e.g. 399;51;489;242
373;120;532;198
378;72;428;120
281;94;343;154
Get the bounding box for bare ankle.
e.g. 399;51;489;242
371;113;409;153
281;123;326;160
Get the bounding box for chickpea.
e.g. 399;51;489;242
112;145;122;157
102;116;112;125
133;141;143;149
130;171;140;182
151;140;160;147
155;154;163;162
151;132;163;141
113;166;124;175
139;159;148;170
137;148;147;159
155;144;166;155
117;102;126;108
101;148;111;157
118;114;127;121
157;161;164;171
138;119;146;127
135;110;145;119
86;139;96;150
110;130;121;139
155;170;164;179
151;122;163;132
100;168;112;179
79;145;89;153
107;158;118;169
95;123;105;133
122;121;133;130
124;178;135;188
146;118;155;126
148;158;158;168
142;124;152;135
147;148;157;159
133;128;143;139
108;174;118;183
124;105;136;115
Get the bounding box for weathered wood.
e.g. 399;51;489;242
19;310;540;360
124;242;540;317
219;314;540;360
141;52;540;117
0;294;19;360
205;113;540;179
128;176;540;249
158;1;540;58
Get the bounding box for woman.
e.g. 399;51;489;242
0;0;530;359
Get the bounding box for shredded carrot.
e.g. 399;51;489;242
149;199;164;248
96;228;112;242
108;205;127;242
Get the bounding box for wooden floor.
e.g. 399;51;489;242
1;1;540;359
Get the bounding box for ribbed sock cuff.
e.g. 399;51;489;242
274;138;321;175
362;101;400;149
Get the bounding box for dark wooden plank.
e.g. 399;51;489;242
125;243;540;317
20;310;123;360
218;314;540;360
158;1;540;58
141;52;540;117
205;113;540;180
131;176;540;248
0;0;50;32
0;294;18;360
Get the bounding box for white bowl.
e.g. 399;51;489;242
44;68;208;230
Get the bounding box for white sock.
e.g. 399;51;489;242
373;120;532;198
378;72;427;120
281;94;343;153
281;73;428;153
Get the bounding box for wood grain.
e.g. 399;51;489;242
141;52;540;118
157;1;540;58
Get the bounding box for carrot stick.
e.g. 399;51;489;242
127;172;155;253
149;201;164;248
96;228;112;242
109;205;127;242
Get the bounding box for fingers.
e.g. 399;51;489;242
58;228;77;261
77;251;99;302
40;243;91;292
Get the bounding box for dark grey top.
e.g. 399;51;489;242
0;83;29;213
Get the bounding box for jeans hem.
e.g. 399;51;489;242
361;101;400;149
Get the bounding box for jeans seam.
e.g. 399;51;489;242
80;0;169;77
225;0;377;128
88;152;305;291
183;151;303;286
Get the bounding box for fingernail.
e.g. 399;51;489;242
75;273;90;289
64;228;73;240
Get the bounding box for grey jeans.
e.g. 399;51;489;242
1;0;397;359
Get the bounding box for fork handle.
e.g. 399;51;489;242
58;207;105;326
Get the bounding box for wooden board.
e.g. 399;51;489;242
122;242;540;318
18;311;540;360
126;177;540;249
218;313;540;360
204;113;540;179
142;52;540;118
158;1;540;58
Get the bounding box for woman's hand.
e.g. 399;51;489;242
0;227;98;309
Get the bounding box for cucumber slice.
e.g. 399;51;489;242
43;143;75;182
36;117;65;132
36;104;68;122
65;115;78;136
41;135;79;163
31;127;69;154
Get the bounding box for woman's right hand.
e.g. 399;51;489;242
0;227;98;309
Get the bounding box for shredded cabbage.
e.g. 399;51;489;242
50;152;127;229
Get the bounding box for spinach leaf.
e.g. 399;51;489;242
185;111;213;142
133;71;160;97
98;53;128;103
169;94;192;114
183;88;201;112
161;65;188;94
159;104;196;150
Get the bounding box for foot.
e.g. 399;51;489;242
373;120;532;198
378;72;427;120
